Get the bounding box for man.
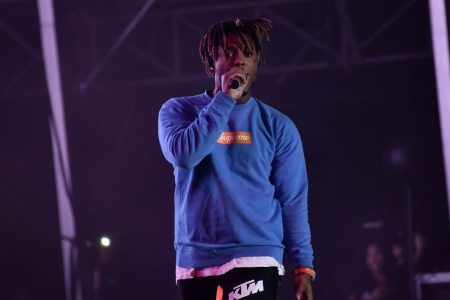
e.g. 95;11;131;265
158;17;315;300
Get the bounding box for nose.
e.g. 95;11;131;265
233;50;245;66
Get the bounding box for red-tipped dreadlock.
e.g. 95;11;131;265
199;17;272;77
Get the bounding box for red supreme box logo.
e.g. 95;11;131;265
217;132;252;144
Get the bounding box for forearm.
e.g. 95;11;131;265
270;119;314;268
282;193;314;268
158;92;235;169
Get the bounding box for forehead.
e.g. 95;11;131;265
225;35;242;46
223;34;253;50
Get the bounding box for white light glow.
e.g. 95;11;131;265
428;0;450;226
100;236;111;247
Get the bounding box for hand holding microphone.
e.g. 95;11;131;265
222;68;248;100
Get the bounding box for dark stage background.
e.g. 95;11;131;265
1;0;450;299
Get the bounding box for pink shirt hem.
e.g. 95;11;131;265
176;256;285;282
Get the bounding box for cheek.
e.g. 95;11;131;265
250;65;259;80
214;60;227;74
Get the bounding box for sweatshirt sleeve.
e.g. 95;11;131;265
270;117;314;269
158;92;235;169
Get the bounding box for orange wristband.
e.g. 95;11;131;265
294;267;316;280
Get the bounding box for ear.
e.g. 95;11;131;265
208;55;216;70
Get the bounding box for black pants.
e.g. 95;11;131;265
179;267;279;300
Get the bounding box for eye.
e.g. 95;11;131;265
243;49;252;57
225;49;234;57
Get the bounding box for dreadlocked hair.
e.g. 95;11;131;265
199;17;272;77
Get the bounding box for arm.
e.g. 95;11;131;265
269;118;314;299
158;92;235;169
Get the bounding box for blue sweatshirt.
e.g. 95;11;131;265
158;91;313;270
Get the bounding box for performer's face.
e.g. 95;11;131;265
213;34;260;95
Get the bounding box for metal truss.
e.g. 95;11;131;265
71;0;430;91
0;0;432;95
0;3;44;98
0;0;28;3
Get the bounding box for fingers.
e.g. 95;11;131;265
296;291;313;300
224;67;249;85
295;286;305;300
221;68;249;99
306;287;313;300
295;284;313;300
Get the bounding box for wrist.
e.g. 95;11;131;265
294;267;316;281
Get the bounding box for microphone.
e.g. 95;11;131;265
229;77;242;89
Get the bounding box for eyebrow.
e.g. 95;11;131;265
224;44;252;52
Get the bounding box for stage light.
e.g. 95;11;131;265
100;236;111;248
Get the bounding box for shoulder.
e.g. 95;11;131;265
254;98;300;134
161;93;206;108
160;93;208;115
